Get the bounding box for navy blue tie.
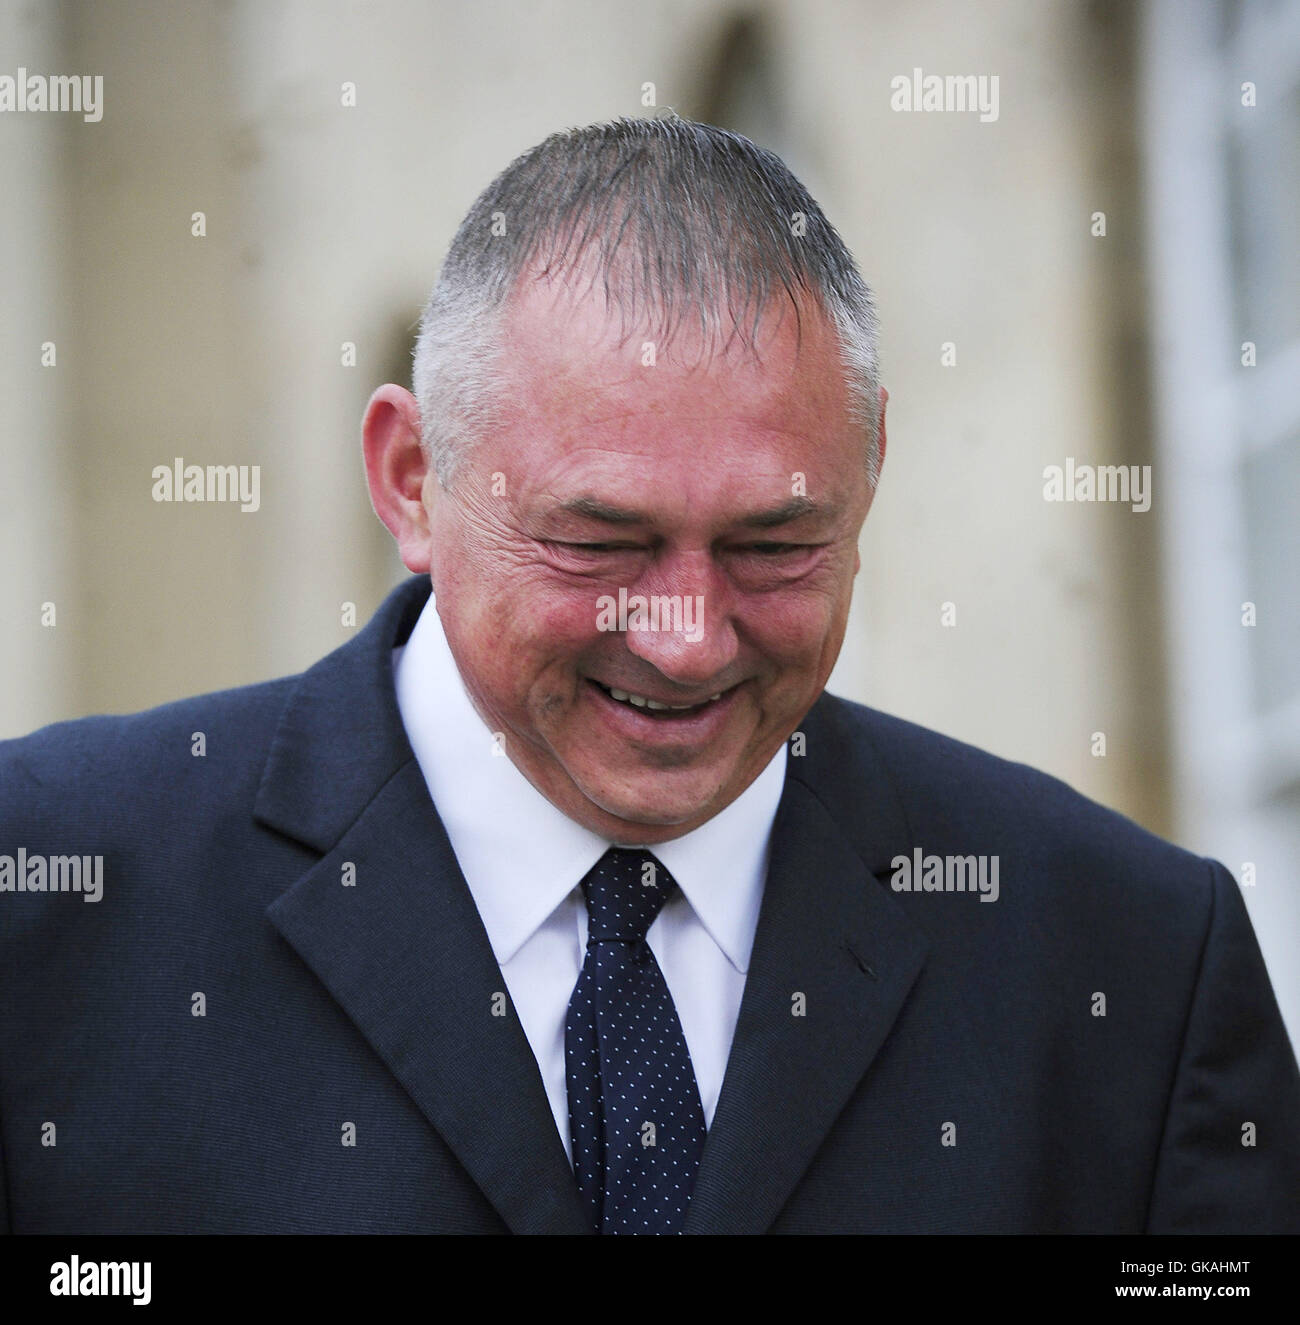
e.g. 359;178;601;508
565;848;707;1234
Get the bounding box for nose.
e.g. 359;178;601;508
620;551;739;691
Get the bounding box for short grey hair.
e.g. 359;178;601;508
412;115;882;488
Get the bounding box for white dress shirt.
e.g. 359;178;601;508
392;593;786;1161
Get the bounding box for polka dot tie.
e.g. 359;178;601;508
565;847;707;1235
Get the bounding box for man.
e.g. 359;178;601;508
1;116;1297;1235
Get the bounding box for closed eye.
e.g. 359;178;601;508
553;541;644;553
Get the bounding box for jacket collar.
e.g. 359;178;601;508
254;575;429;851
257;575;926;1234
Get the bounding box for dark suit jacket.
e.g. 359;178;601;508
2;575;1297;1233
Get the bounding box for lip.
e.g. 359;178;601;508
584;677;741;744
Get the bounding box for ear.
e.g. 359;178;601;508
362;384;432;573
858;384;889;555
877;385;889;473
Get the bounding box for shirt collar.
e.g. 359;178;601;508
393;594;785;972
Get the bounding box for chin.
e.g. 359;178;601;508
603;800;700;830
582;773;728;832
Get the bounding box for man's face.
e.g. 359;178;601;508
425;276;876;843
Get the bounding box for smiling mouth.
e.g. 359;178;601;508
589;678;723;717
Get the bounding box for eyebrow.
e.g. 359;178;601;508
736;496;833;529
557;496;653;525
554;494;836;529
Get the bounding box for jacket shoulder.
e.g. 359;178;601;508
0;676;297;827
811;692;1213;897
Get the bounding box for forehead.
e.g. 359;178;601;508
495;268;856;464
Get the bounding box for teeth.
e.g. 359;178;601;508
601;683;719;711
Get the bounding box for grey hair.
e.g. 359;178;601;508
412;115;882;488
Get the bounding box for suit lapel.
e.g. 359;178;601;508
683;702;927;1235
256;576;589;1235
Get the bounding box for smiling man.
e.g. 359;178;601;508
367;246;873;843
1;116;1297;1237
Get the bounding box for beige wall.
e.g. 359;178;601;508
1;0;73;729
2;0;1168;836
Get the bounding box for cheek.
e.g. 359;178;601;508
514;582;610;656
535;587;608;645
740;588;844;673
475;581;607;699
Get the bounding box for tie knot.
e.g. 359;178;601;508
580;848;677;944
